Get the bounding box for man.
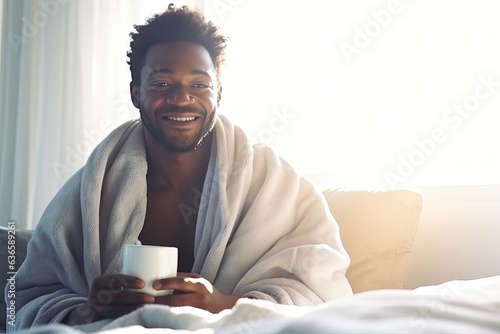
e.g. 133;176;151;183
11;4;352;329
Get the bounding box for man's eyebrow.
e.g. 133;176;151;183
148;68;172;76
147;68;213;78
190;69;213;78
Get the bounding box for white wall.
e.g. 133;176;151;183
405;185;500;288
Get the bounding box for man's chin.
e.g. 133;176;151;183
156;137;198;153
161;123;215;152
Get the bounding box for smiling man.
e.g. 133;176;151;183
11;4;352;329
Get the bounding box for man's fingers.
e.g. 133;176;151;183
90;274;153;307
153;277;211;294
150;275;237;313
86;275;157;322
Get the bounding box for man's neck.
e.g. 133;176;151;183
144;131;213;194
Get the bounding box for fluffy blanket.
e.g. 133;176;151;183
10;115;352;331
15;275;500;333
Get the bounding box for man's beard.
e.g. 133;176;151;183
140;104;217;153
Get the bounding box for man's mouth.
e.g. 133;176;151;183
163;116;197;122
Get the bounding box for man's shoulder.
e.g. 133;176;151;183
61;119;143;186
105;119;142;143
90;119;142;154
216;114;297;171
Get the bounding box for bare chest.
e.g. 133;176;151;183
139;189;199;272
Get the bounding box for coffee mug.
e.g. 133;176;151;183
122;244;178;296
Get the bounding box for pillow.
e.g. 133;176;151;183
0;226;34;331
323;188;422;293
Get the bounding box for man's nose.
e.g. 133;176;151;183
166;86;195;106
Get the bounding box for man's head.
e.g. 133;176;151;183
127;5;228;152
127;4;228;90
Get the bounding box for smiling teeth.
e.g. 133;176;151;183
166;116;196;122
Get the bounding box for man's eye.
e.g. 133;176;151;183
151;82;171;88
193;83;211;89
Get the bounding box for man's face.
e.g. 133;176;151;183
131;41;219;152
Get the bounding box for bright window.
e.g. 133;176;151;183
202;0;500;188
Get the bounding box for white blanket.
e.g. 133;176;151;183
15;275;500;333
11;115;352;331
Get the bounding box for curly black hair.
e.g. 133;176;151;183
127;4;228;86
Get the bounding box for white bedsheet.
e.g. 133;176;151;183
16;275;500;333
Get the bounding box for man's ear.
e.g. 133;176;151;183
130;81;140;109
217;86;222;107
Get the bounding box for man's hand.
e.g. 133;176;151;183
153;273;239;313
65;274;155;325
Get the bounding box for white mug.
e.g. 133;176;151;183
122;245;178;296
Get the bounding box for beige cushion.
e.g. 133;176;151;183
323;188;422;293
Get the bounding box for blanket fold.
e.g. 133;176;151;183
10;115;352;331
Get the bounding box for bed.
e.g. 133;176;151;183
2;187;500;333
